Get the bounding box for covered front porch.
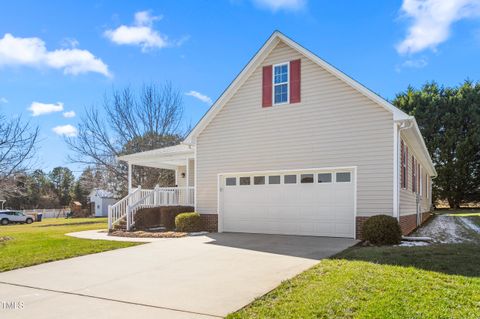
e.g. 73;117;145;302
108;144;196;230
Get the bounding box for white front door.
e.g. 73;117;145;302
220;169;355;238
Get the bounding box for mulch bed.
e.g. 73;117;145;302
108;230;187;238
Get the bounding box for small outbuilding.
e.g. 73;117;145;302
88;189;117;217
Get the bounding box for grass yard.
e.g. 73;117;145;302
229;211;480;319
0;218;141;272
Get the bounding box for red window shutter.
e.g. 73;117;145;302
290;59;301;103
418;163;421;194
411;156;414;192
405;147;408;190
400;140;404;188
262;65;272;107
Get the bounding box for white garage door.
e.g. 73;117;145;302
220;169;355;238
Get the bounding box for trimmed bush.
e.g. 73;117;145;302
134;206;194;230
175;212;202;232
362;215;402;245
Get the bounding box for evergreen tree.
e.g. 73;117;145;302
48;167;75;206
393;81;480;208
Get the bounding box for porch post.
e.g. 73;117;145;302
186;160;191;206
128;163;133;194
186;160;190;189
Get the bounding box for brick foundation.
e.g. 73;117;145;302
399;214;417;235
356;212;432;239
200;214;218;232
355;216;369;239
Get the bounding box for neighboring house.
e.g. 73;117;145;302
113;31;437;238
88;189;117;217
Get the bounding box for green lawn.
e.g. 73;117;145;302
229;211;480;319
0;218;141;272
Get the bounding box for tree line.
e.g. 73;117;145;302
0;81;479;209
393;81;480;208
4;167;111;209
0;83;185;210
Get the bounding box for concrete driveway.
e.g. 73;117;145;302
0;233;356;318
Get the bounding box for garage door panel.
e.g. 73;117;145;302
222;169;355;238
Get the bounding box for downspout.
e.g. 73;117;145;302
395;117;414;220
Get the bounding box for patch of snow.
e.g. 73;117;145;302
412;215;472;244
402;236;432;242
398;241;430;247
460;217;480;234
188;231;209;236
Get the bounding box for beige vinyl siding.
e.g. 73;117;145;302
176;160;195;187
399;132;432;215
176;166;186;187
188;159;195;187
196;41;394;217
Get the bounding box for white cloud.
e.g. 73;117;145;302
395;58;429;72
0;97;7;104
63;110;76;118
402;58;428;68
28;102;64;116
252;0;306;11
186;90;212;104
61;37;80;49
397;0;480;54
0;33;110;77
52;124;78;137
104;11;171;51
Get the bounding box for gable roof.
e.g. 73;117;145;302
182;31;436;176
184;31;410;145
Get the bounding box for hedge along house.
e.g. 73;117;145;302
111;31;437;238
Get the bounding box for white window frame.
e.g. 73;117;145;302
268;175;281;185
272;62;289;105
317;172;333;184
335;171;352;183
283;174;297;184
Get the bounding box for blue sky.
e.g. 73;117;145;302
1;0;480;175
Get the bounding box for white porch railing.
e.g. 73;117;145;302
108;186;194;231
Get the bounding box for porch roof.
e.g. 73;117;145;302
117;144;194;170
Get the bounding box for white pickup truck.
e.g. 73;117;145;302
0;210;35;225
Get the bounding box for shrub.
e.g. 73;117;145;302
362;215;402;245
175;212;202;232
134;206;194;230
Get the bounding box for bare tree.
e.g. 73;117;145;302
66;83;187;194
0;114;39;198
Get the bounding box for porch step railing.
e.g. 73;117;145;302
108;186;195;231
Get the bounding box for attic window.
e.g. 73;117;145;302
273;63;289;104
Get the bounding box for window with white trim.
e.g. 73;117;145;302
284;174;297;184
318;173;332;183
336;172;351;183
273;63;289;104
300;174;314;183
225;177;236;186
254;176;265;185
269;176;281;184
239;177;251;185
